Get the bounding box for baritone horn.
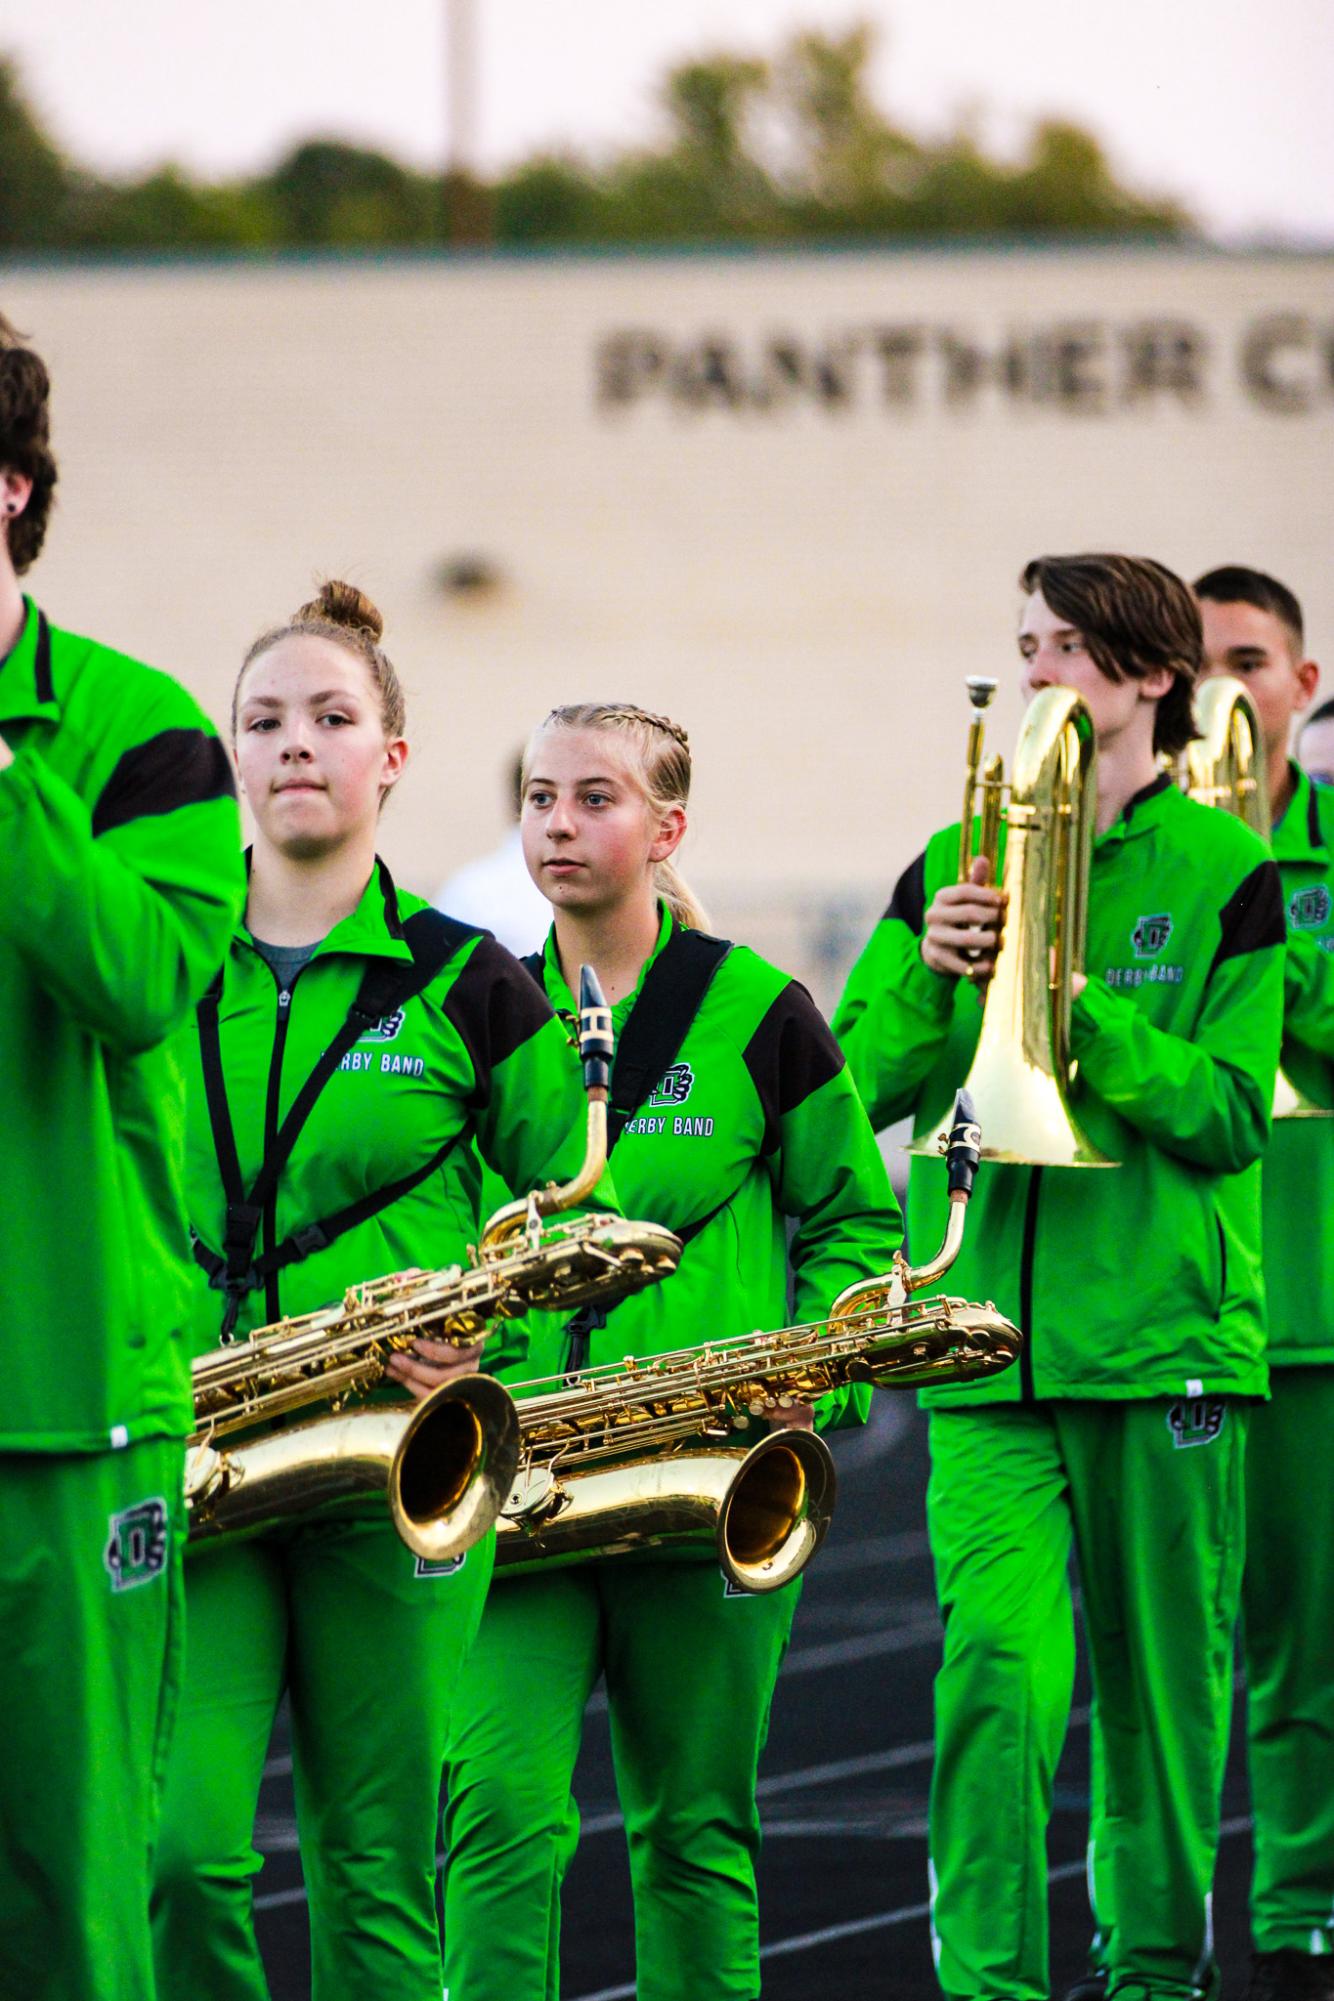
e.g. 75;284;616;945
907;677;1117;1168
1182;675;1331;1121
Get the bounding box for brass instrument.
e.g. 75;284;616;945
496;1095;1022;1594
186;968;683;1559
1181;675;1332;1121
1183;674;1268;826
908;678;1117;1168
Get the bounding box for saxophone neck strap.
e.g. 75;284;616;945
523;929;733;1376
521;928;732;1154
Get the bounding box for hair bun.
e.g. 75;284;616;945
298;578;384;644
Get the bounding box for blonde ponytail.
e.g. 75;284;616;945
653;857;710;932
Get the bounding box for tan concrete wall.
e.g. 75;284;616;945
4;248;1332;992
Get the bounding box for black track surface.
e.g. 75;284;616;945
253;1398;1256;1998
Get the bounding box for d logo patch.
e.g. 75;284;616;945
105;1498;169;1591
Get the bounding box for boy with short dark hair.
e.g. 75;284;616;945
837;551;1285;2001
1196;564;1334;2001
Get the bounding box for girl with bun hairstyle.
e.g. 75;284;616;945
441;703;905;2001
151;586;604;2001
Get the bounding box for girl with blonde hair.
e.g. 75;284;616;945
441;700;904;2001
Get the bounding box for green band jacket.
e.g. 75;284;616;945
834;777;1285;1404
507;908;904;1407
0;599;243;1451
1266;765;1334;1366
183;864;601;1359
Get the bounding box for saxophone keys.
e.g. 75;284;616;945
503;1463;562;1524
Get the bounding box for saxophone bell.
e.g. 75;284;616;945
390;1373;522;1561
501;1424;837;1595
187;1370;522;1563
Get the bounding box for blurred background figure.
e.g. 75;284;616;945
434;749;551;955
1196;566;1320;825
1299;698;1334;788
1196;565;1334;2001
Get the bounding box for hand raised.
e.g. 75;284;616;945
921;855;1006;982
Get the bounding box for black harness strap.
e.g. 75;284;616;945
34;610;54;704
198;983;245;1212
190;1136;461;1291
603;930;731;1148
522;930;734;1373
195;907;472;1333
556;1195;739;1371
523;929;732;1151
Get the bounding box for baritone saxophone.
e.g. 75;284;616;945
185;967;683;1559
497;1094;1022;1593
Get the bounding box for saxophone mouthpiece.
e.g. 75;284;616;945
946;1090;983;1200
578;965;614;1099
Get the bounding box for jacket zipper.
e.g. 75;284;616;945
1018;1166;1042;1403
262;985;293;1324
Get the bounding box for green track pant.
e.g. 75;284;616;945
151;1515;495;2001
1243;1367;1334;1956
927;1399;1247;2001
442;1558;801;2001
0;1438;185;2001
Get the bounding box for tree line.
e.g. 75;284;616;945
0;25;1193;253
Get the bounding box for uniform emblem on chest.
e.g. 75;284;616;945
1131;912;1174;957
1289;885;1331;931
358;1008;405;1044
648;1062;694;1108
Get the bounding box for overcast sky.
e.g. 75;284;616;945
4;0;1332;241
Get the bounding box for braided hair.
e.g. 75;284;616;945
0;315;58;574
523;701;709;931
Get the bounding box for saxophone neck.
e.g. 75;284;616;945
903;1089;981;1290
827;1193;971;1322
480;964;614;1253
902;1190;968;1293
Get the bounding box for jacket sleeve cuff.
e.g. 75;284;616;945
1069;975;1123;1059
901;946;960;1019
0;755;29;822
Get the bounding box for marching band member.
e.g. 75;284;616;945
1195;566;1334;2001
150;583;602;2001
1297;697;1334;791
835;555;1285;2001
0;316;244;1999
441;701;903;2001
